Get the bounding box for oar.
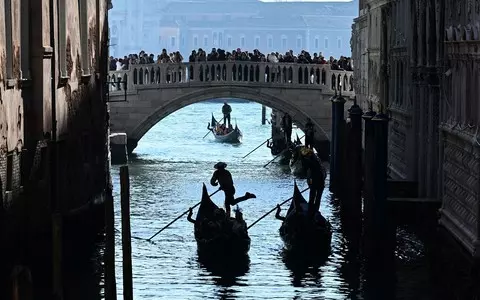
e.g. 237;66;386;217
203;117;224;139
263;149;285;168
242;138;271;159
147;188;221;241
247;187;310;229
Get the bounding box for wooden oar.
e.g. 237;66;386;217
147;188;221;241
263;149;285;168
203;117;224;139
247;187;310;229
242;138;271;159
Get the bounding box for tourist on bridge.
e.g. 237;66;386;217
282;113;293;145
304;151;327;219
222;102;232;127
305;118;315;149
210;162;256;217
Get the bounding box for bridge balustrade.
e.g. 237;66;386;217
108;62;354;95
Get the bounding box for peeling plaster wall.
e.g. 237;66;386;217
1;0;110;239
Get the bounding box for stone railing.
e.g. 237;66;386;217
107;62;354;95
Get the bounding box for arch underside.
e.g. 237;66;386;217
129;86;331;145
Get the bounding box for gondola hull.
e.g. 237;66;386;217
196;233;250;256
212;127;243;144
208;114;243;144
289;158;307;177
279;216;332;253
194;185;251;256
279;184;332;253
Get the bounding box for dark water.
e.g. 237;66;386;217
108;102;479;300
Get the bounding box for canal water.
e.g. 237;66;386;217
109;102;479;300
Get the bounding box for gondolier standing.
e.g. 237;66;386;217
305;118;315;149
222;102;232;128
304;151;326;219
282;113;293;145
210;162;256;217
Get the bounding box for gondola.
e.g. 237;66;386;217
268;134;303;165
207;114;242;143
192;184;251;256
277;183;332;253
289;145;319;177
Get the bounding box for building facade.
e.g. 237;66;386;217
352;0;480;257
109;0;357;58
0;0;111;295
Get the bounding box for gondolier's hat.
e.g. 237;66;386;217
214;162;227;169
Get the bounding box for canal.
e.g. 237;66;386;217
108;102;479;300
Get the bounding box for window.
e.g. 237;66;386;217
219;32;223;47
227;36;232;47
314;36;319;49
3;0;13;80
58;0;67;77
267;35;273;49
78;0;89;75
171;36;176;47
240;36;245;48
281;35;287;49
20;0;30;79
324;37;329;49
213;32;218;46
204;35;208;47
254;36;260;48
296;36;302;49
193;35;198;48
337;37;342;49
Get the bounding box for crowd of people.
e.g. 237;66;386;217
109;48;353;72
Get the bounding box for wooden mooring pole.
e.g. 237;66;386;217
120;166;133;300
329;90;338;193
104;184;117;300
331;90;346;197
261;105;266;125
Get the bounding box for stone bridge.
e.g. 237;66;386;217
107;62;355;153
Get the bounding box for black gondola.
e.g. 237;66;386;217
192;184;251;256
277;183;332;253
207;114;243;143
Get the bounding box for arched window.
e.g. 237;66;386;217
227;35;232;47
193;35;198;48
337;37;342;49
314;36;319;50
324;37;329;49
203;35;208;47
254;36;260;48
296;35;302;49
281;35;287;49
240;35;245;48
267;35;273;49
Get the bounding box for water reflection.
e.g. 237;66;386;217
197;252;250;299
280;249;329;287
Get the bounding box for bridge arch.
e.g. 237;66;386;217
126;86;331;153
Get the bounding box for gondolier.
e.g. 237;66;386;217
210;162;256;217
282;113;293;145
304;150;326;219
305;118;315;149
222;102;232;127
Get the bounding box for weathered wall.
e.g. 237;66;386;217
352;0;480;257
0;0;111;280
0;0;26;244
438;0;480;258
